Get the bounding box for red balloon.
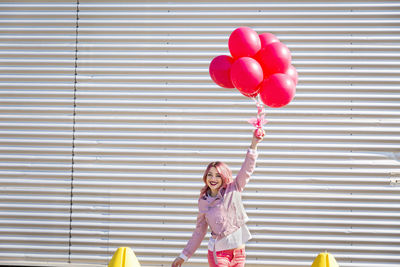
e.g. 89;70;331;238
228;27;261;59
257;42;292;77
209;55;235;88
259;73;296;108
285;65;298;85
259;33;279;48
230;57;263;97
245;90;259;98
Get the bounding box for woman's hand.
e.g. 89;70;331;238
250;129;264;150
171;257;184;267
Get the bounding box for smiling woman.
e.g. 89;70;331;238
203;162;232;198
171;130;263;267
206;167;223;197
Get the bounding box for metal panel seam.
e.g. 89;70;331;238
68;0;79;263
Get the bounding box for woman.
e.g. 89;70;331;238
172;130;263;266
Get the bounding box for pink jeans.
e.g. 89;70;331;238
207;248;246;267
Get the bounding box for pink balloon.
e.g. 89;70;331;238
209;55;235;88
228;27;261;59
259;33;279;48
257;42;292;77
285;65;298;85
230;57;263;97
259;73;296;108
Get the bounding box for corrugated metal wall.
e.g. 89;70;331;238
1;0;400;266
0;0;76;265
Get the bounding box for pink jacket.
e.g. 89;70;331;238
182;149;258;259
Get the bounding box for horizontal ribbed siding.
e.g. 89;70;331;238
1;0;400;267
0;0;77;265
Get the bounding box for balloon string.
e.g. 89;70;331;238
248;96;267;137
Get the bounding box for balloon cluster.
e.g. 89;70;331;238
209;27;298;108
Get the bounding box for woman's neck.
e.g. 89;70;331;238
209;188;218;197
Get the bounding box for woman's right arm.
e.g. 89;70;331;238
172;212;208;266
234;130;263;192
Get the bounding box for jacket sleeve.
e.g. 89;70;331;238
234;148;258;192
181;211;208;260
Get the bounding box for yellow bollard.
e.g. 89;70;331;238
311;252;339;267
108;247;141;267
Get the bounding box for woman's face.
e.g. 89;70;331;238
206;167;223;192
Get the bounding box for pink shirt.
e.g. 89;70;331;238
181;149;258;260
